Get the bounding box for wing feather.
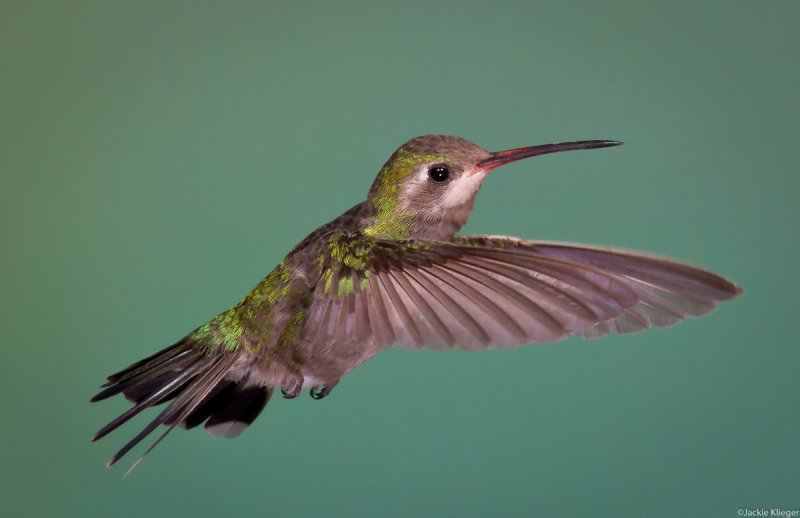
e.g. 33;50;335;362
410;266;501;348
434;261;565;346
424;263;521;349
380;270;424;347
389;268;456;349
365;272;395;346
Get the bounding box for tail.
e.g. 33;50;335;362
91;337;271;473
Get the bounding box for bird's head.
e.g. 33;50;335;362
363;134;620;241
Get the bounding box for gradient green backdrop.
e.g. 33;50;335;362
2;1;798;516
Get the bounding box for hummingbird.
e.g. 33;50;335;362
92;134;742;472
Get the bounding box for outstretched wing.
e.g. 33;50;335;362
300;234;741;351
456;236;743;338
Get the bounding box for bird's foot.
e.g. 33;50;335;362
310;379;339;400
280;374;303;399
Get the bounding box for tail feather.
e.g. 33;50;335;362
111;353;239;474
92;360;204;442
103;341;188;385
91;340;194;403
118;370;187;404
91;338;271;472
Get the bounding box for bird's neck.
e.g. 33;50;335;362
360;199;473;241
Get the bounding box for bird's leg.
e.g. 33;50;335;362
280;371;304;399
310;379;339;400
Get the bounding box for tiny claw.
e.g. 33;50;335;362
281;385;301;399
309;380;339;400
280;372;304;399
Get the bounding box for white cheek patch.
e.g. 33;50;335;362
440;169;488;209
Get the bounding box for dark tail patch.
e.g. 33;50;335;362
204;382;273;438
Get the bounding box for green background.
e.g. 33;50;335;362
2;1;797;516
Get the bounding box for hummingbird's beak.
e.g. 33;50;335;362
474;140;622;174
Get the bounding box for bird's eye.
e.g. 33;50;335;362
428;165;451;183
